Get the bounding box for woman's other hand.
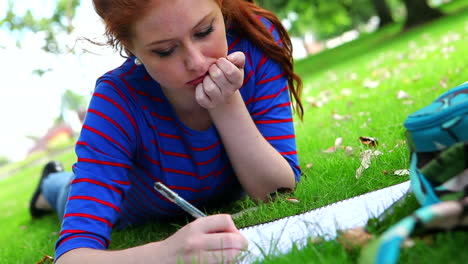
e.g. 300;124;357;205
195;52;245;109
162;214;248;264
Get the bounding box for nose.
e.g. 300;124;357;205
184;44;206;73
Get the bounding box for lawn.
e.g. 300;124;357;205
1;5;468;264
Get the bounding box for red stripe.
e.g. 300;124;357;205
134;90;163;102
253;102;291;116
150;111;173;121
279;151;297;155
76;141;110;156
163;167;197;177
194;150;221;165
242;70;253;86
83;125;131;157
144;154;161;166
257;72;286;85
269;24;275;33
72;178;123;195
119;64;139;102
93;92;138;133
68;196;121;212
77;158;132;169
228;37;241;51
246;52;253;67
246;86;288;105
64;213;114;227
59;229;110;246
264;134;296;140
102;80;128;104
214;164;229;178
152;140;191;159
158;132;182;139
112;180;131;185
185;140;220;151
87;109;132;142
255;118;293;124
58;234;107;248
256;54;268;72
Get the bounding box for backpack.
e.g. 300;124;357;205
360;81;468;264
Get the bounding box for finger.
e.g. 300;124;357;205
195;83;212;109
216;58;243;85
202;75;222;107
226;51;246;69
194;214;239;234
208;63;231;89
199;232;248;252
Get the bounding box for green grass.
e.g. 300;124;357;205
2;6;468;264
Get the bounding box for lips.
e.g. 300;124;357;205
187;74;207;86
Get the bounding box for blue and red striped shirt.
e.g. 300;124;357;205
56;18;301;259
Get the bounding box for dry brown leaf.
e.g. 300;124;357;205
355;150;383;179
337;227;374;250
359;136;379;147
286;197;300;203
323;137;343;153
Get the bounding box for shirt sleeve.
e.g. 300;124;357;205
55;76;139;259
241;18;301;182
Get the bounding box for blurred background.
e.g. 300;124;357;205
0;0;461;172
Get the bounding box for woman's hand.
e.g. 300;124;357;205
162;214;248;264
195;52;245;109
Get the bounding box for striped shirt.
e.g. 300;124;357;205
55;18;301;259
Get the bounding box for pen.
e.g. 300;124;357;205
154;182;207;218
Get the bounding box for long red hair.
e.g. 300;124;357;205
93;0;303;119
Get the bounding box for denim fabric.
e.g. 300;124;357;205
41;171;74;220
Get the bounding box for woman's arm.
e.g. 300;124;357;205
57;214;247;264
196;52;296;201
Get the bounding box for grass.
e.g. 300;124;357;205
1;5;468;264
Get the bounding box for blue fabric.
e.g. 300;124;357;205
41;171;74;220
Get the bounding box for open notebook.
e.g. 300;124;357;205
238;181;410;263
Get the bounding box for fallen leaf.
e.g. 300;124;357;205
344;146;354;156
396;90;410;100
323;137;343;153
355;150;383;179
359;136;379;147
338;227;374;250
394;169;410;176
286;197;300;203
363;78;380;89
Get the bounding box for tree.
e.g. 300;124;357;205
57;89;87;124
401;0;443;29
370;0;394;28
1;0;80;53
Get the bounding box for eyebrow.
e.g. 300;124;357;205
145;11;214;47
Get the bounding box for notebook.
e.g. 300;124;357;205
238;181;411;263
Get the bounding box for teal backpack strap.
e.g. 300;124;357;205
409;152;440;206
359;197;468;264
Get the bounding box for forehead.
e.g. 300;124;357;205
136;0;219;36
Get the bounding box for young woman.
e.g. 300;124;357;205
30;0;303;262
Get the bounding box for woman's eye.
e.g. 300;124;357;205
152;48;175;58
195;25;214;39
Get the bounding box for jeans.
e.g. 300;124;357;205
41;171;74;220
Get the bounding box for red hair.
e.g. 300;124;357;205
92;0;303;119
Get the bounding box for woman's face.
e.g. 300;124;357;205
130;0;227;101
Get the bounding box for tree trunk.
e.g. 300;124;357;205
402;0;443;29
371;0;394;28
